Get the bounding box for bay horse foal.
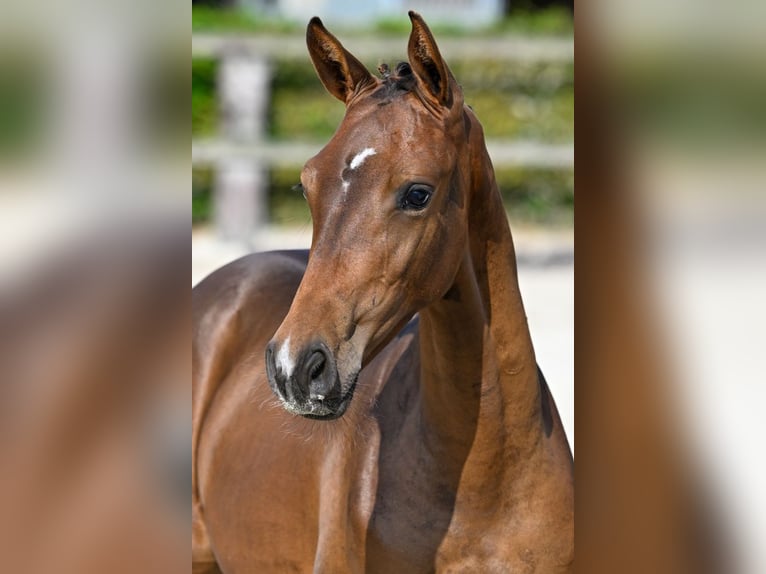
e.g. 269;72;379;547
193;12;573;573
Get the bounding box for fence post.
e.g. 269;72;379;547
214;49;271;245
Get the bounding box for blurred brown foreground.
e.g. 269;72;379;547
0;217;188;574
576;0;766;572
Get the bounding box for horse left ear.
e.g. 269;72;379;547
407;11;454;109
306;17;376;104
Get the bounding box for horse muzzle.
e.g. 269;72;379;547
265;339;355;419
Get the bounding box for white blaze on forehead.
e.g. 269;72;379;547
349;147;376;170
276;336;295;378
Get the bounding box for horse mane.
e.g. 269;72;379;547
372;62;416;101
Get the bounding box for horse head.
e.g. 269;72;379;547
266;12;474;419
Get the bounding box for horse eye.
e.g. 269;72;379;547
401;185;432;211
292;182;306;199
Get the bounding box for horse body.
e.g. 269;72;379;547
193;13;572;573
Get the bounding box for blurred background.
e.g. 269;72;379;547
5;0;764;571
577;1;766;572
190;0;575;444
192;0;574;254
0;1;188;573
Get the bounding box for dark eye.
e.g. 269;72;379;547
401;184;433;211
292;182;306;199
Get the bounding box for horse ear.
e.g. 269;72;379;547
407;11;454;108
306;17;375;104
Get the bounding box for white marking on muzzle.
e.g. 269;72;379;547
276;336;295;379
350;147;376;170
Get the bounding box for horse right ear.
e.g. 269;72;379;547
407;11;454;109
306;17;376;104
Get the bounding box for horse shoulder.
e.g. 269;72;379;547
193;251;308;394
192;251;308;570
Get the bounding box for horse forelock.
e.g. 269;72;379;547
371;61;416;102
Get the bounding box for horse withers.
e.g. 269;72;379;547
193;12;573;573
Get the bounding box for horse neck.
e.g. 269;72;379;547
416;110;543;472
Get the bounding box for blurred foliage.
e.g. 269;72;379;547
192;59;217;136
453;60;573;141
193;167;214;224
374;7;572;36
269;168;312;228
192;7;298;33
267;60;343;138
496;166;574;225
190;59;573;141
266;60;573;142
0;53;46;162
491;7;573;35
191;6;572;36
373;18;465;37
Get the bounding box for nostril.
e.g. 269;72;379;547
308;351;326;381
304;345;335;401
